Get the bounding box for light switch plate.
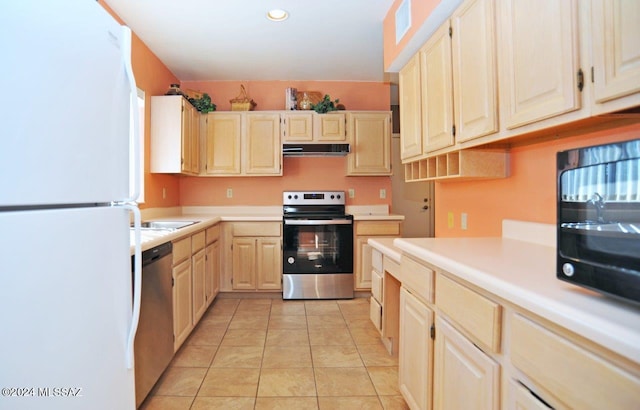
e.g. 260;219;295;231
348;188;355;198
380;189;386;199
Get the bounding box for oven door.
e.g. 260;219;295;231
283;218;353;274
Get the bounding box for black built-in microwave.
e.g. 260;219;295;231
557;139;640;303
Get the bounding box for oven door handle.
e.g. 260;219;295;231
284;219;353;226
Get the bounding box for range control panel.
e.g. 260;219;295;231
283;191;345;206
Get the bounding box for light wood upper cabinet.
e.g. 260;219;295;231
204;113;242;175
591;0;640;114
282;112;346;142
346;112;392;176
451;0;498;143
433;316;500;410
203;112;281;176
399;54;423;160
314;112;346;141
282;112;314;142
244;113;281;175
151;95;201;175
420;23;455;153
498;0;581;129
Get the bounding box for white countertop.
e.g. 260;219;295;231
392;235;640;364
368;237;402;263
131;207;403;253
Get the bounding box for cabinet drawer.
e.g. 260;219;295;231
371;269;383;303
383;257;400;279
206;224;220;244
172;237;191;265
233;222;281;237
355;221;401;236
435;273;501;353
369;296;382;332
400;256;434;304
510;313;640;409
191;231;205;253
372;248;383;272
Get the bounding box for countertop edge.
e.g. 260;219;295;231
368;238;402;263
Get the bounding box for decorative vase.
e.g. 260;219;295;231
298;92;312;110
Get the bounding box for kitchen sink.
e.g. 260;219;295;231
133;221;199;231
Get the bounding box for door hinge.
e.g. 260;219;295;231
577;68;584;92
171;277;174;287
452;124;456;137
449;26;452;37
430;324;436;340
591;66;595;83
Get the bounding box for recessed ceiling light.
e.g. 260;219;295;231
267;9;289;22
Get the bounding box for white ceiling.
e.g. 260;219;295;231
105;0;396;82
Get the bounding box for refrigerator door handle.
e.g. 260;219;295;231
121;25;141;203
122;203;141;369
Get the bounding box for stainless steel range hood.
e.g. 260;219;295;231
282;143;350;157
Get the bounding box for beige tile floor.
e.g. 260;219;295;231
141;297;409;410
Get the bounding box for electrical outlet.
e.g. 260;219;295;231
379;188;386;199
448;212;454;229
461;213;468;230
348;188;355;198
226;188;233;198
162;187;166;199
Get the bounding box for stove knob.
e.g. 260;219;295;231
562;263;575;277
330;194;335;199
336;194;341;200
294;194;298;199
287;195;292;200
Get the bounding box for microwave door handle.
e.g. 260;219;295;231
284;219;352;226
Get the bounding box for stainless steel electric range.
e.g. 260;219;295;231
282;191;354;299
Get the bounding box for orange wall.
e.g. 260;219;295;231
180;157;392;206
435;122;640;237
180;81;390;111
383;0;441;70
100;1;181;209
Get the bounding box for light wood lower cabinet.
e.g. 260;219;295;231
172;225;220;352
172;235;193;352
399;286;434;410
229;222;282;292
433;315;500;410
354;221;402;290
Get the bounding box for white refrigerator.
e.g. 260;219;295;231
0;1;142;409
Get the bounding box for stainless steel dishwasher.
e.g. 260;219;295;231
132;242;173;408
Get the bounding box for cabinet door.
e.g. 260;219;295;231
499;0;580;129
232;237;256;290
205;113;242;175
188;107;201;174
173;259;193;351
355;237;373;290
191;248;207;324
433;316;499;410
282;112;314;141
591;0;640;107
399;54;423;160
205;241;219;306
452;0;498;143
399;287;434;410
347;112;392;176
180;101;194;174
314;112;346;141
256;238;282;290
420;23;455;153
244;113;281;175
